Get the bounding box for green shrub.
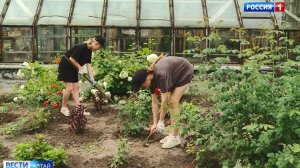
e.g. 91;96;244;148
117;90;151;136
0;102;20;114
16;62;64;108
185;28;300;167
14;134;67;166
0;108;49;135
111;138;130;168
91;48;150;97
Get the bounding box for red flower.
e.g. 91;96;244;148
154;88;161;95
51;84;57;88
52;102;58;108
57;90;63;95
43;100;49;105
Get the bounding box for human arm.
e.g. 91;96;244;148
150;94;159;133
86;63;96;84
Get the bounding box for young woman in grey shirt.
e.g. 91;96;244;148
132;56;194;149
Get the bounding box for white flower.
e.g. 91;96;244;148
17;69;24;77
120;81;123;84
105;91;111;98
127;77;132;81
13;97;18;102
20;85;25;90
104;100;108;103
79;96;85;101
40;89;46;94
102;81;108;88
119;71;128;79
22;62;29;67
147;53;158;63
118;100;126;105
91;89;98;95
79;80;83;84
18;96;25;100
114;95;119;101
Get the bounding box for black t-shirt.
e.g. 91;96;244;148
57;43;92;82
65;43;92;65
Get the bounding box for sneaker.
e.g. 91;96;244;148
160;135;171;144
83;111;91;116
162;136;181;149
60;107;70;116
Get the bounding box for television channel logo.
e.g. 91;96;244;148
244;2;285;12
3;160;53;168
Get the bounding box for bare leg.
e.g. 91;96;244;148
169;84;189;136
62;82;73;108
71;82;80;107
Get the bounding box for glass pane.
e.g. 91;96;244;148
37;27;66;63
72;0;104;26
106;0;136;26
3;0;39;25
140;29;171;53
207;0;239;28
243;19;274;29
71;28;100;46
0;1;5;13
280;0;300;30
140;0;170;27
174;0;204;27
38;0;71;25
2;27;32;63
106;28;136;54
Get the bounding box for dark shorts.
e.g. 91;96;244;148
57;59;78;83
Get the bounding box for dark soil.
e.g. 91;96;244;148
0;113;20;125
0;103;195;168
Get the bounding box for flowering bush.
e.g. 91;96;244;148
91;48;150;97
16;61;64;107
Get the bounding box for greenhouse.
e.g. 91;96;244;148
0;0;299;63
0;0;300;168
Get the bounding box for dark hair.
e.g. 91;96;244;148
132;69;148;92
94;35;106;48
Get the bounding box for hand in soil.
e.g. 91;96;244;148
150;124;157;134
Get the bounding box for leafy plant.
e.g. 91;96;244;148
117;90;151;136
16;61;64;107
14;134;67;166
111;138;130;168
0;102;20;114
68;105;87;134
91;48;150;97
184;27;300;167
0;108;49;135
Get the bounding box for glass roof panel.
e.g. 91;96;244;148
140;0;170;27
71;0;103;26
0;1;5;13
106;0;136;26
3;0;39;25
173;0;204;27
243;19;274;29
38;0;71;25
207;0;239;28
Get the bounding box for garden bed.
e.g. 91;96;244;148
0;103;195;168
